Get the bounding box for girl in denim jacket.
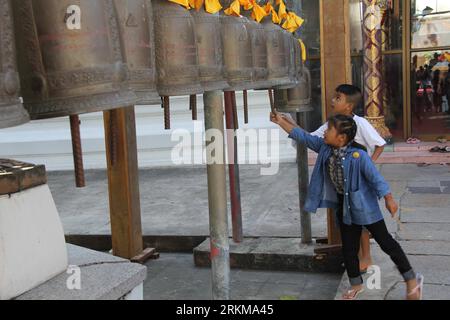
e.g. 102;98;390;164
271;112;423;300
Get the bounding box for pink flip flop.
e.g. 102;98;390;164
406;137;421;144
407;273;424;300
342;288;365;300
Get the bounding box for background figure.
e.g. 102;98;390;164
445;72;450;114
432;70;442;112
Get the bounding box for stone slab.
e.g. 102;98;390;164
16;244;147;300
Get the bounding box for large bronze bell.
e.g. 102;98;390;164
293;37;303;83
11;0;138;120
220;1;253;91
153;0;203;96
261;16;291;88
274;67;312;113
190;9;229;91
0;0;29;129
188;8;229;122
275;31;297;89
273;88;289;111
287;67;312;112
242;11;270;90
114;0;160;105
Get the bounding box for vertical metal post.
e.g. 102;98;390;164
224;91;244;243
296;112;312;244
190;94;198;121
203;90;230;300
69;115;86;188
243;90;249;124
268;89;275;113
163;96;171;130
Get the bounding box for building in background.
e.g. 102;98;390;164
301;0;450;141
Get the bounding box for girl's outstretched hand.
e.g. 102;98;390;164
270;110;283;125
384;194;399;218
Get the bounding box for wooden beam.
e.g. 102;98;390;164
320;0;352;245
320;0;352;120
103;107;143;259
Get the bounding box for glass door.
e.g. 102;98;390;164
409;0;450;138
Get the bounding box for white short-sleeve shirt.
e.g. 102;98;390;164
311;114;386;156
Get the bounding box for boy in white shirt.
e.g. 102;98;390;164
286;84;386;272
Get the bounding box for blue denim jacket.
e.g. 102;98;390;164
289;127;391;226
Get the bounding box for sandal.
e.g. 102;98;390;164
430;146;442;152
407;273;424;300
406;137;421;144
342;288;365;300
418;163;431;167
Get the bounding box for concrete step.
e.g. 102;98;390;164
193;237;344;274
394;142;450;152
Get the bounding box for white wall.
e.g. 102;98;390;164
0;91;297;171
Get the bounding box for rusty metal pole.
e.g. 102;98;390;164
204;90;230;300
224;91;243;243
163;96;171;130
268;89;275;113
69;115;85;188
190;94;198;121
296;112;312;244
243;90;249;124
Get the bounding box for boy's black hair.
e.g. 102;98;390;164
335;84;363;109
328;114;367;152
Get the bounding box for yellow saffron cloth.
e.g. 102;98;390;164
224;0;241;16
277;0;287;21
169;0;191;9
299;39;307;62
188;0;222;13
282;12;304;33
205;0;222;13
251;2;268;22
239;0;254;11
264;2;280;24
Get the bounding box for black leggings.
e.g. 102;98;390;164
335;195;415;286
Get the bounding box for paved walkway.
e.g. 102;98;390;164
47;163;450;299
335;164;450;300
143;253;340;300
49;164;328;238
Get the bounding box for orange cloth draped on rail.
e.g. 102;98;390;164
276;0;287;21
239;0;253;10
282;12;304;33
264;2;280;24
188;0;222;13
250;2;268;22
224;0;241;16
169;0;191;9
299;39;307;62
